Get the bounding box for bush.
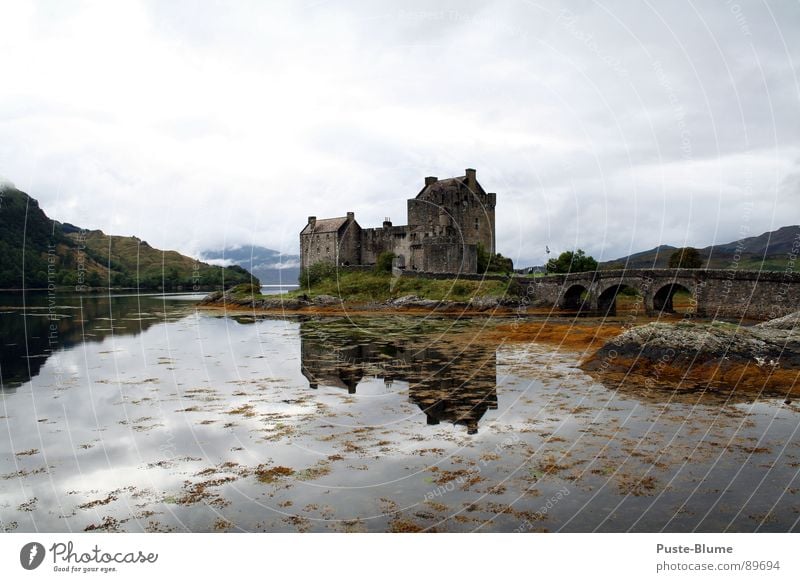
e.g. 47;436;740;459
451;282;471;297
375;252;396;274
477;243;514;274
299;261;338;290
505;278;524;298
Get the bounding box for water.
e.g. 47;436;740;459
261;284;298;295
0;291;797;532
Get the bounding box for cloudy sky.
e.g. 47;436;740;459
1;0;798;266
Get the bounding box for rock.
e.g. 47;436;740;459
584;322;775;368
582;315;800;393
755;310;800;332
469;296;500;310
390;295;421;306
198;291;223;305
312;294;340;306
389;295;439;308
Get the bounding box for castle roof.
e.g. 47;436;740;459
415;175;486;199
300;216;349;235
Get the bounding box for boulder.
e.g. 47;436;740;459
312;294;340;306
582;315;800;393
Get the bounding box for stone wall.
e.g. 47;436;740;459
697;271;800;320
359;224;412;266
300;217;362;269
408;185;495;255
399;270;509;282
300;230;340;269
338;220;361;266
419;238;478;274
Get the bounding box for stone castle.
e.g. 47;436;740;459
300;169;496;274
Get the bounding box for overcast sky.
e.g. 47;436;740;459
1;0;798;266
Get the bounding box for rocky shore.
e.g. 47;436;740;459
197;289;531;314
581;311;800;395
199;288;799;394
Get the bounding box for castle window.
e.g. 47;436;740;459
475;218;479;230
326;247;330;253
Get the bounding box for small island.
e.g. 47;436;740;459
199;169;800;398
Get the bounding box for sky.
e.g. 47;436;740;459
1;0;798;267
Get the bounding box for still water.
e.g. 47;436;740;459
1;292;797;532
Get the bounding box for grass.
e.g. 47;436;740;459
234;271;521;303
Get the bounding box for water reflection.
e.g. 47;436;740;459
298;318;498;434
0;292;196;387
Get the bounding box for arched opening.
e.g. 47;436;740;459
561;284;589;311
597;284;639;315
653;283;693;314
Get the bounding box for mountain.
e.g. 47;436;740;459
601;225;800;270
201;246;300;285
0;186;256;290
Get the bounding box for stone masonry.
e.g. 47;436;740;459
299;169;496;274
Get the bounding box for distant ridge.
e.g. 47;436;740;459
600;225;800;270
0;185;256;290
201;246;300;286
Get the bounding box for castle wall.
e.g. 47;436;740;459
419;238;478;274
409;186;496;255
337;221;362;266
300;231;339;269
359;225;411;266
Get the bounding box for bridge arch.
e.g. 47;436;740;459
597;282;641;315
561;284;590;311
652;282;694;314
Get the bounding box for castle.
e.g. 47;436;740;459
300;169;496;274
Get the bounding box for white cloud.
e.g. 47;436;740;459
259;259;301;271
1;0;798;266
202;258;235;268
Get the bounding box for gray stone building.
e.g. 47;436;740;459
300;169;496;274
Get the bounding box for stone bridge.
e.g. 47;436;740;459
518;268;800;320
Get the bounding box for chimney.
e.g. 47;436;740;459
425;176;438;186
383;217;392;228
465;168;476;190
308;216;316;229
346;212;354;221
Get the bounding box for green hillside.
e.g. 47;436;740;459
0;186;256;290
601;225;800;270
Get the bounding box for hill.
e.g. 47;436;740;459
601;225;799;270
0;186;256;290
201;246;300;285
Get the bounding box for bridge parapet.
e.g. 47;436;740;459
515;269;800;320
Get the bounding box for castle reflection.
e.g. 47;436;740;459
299;319;498;434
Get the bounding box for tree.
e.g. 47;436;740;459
546;249;598;274
668;247;703;269
477;243;514;274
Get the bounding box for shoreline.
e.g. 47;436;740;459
196;296;800;397
194;301;545;318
